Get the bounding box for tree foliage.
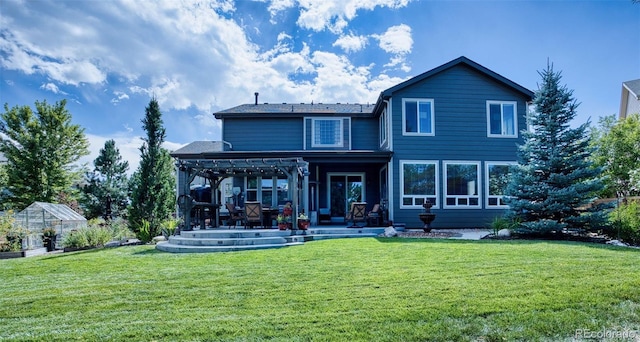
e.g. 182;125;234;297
0;100;89;210
82;139;130;220
591;113;640;198
128;98;176;240
505;64;605;234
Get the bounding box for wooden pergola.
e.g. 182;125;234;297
175;157;310;229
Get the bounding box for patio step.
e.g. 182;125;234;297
156;242;304;253
155;227;386;253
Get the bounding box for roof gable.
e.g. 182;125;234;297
380;56;534;100
623;79;640;99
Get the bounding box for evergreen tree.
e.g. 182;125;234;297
82;139;130;220
128;98;176;240
0;100;89;210
505;64;605;234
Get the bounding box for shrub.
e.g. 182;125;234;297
608;200;640;245
62;225;112;249
108;218;135;241
488;215;520;236
0;211;30;252
161;218;180;238
135;219;152;243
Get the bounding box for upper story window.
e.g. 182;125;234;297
379;108;387;146
487;101;517;137
312;118;343;147
403;98;434;136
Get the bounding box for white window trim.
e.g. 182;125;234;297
379;108;387;147
402;98;435;136
311;117;344;148
400;160;439;209
443;161;481;209
486;101;518;138
485;161;516;209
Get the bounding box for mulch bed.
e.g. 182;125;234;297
396;231;462;239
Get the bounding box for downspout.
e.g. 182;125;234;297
384;98;394;224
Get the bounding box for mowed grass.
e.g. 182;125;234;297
1;238;639;341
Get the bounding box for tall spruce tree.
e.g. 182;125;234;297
505;64;605;234
128;98;176;240
82;139;130;220
0;100;89;210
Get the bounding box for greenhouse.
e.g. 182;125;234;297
14;202;87;249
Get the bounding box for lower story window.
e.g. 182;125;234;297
486;162;515;208
444;161;480;208
401;161;438;208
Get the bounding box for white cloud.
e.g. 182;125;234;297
81;132;186;176
110;91;130;105
2;0;414;141
372;24;413;72
373;24;413;54
333;34;368;53
40;82;64;94
291;0;411;33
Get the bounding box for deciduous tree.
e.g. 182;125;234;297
591;113;640;198
0;100;89;210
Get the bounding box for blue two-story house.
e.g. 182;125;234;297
172;56;534;229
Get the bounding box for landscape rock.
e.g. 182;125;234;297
152;236;166;244
383;227;398;237
105;240;122;248
497;229;511;237
606;239;627;247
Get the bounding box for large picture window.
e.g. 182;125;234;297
487;101;517;137
400;161;438;208
486;162;515;208
403;98;434;135
312;118;343;147
444;161;480;208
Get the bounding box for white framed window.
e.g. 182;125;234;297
487;101;518;137
379;108;387;146
400;160;439;208
312;118;343;147
485;162;515;208
403;98;434;136
444;161;481;208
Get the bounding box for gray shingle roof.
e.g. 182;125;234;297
623;79;640;98
171;141;225;155
215;103;375;118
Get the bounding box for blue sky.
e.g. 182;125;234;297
1;0;639;172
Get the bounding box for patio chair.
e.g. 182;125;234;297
225;203;244;228
244;201;263;229
366;203;381;226
345;202;367;228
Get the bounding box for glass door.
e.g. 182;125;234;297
328;173;364;221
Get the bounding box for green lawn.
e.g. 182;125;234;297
1;238;639;341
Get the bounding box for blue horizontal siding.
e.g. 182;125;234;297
390;63;529;228
223;117;303;151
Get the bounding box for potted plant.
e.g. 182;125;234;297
42;227;57;252
297;213;310;230
283;202;293;229
277;214;287;230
